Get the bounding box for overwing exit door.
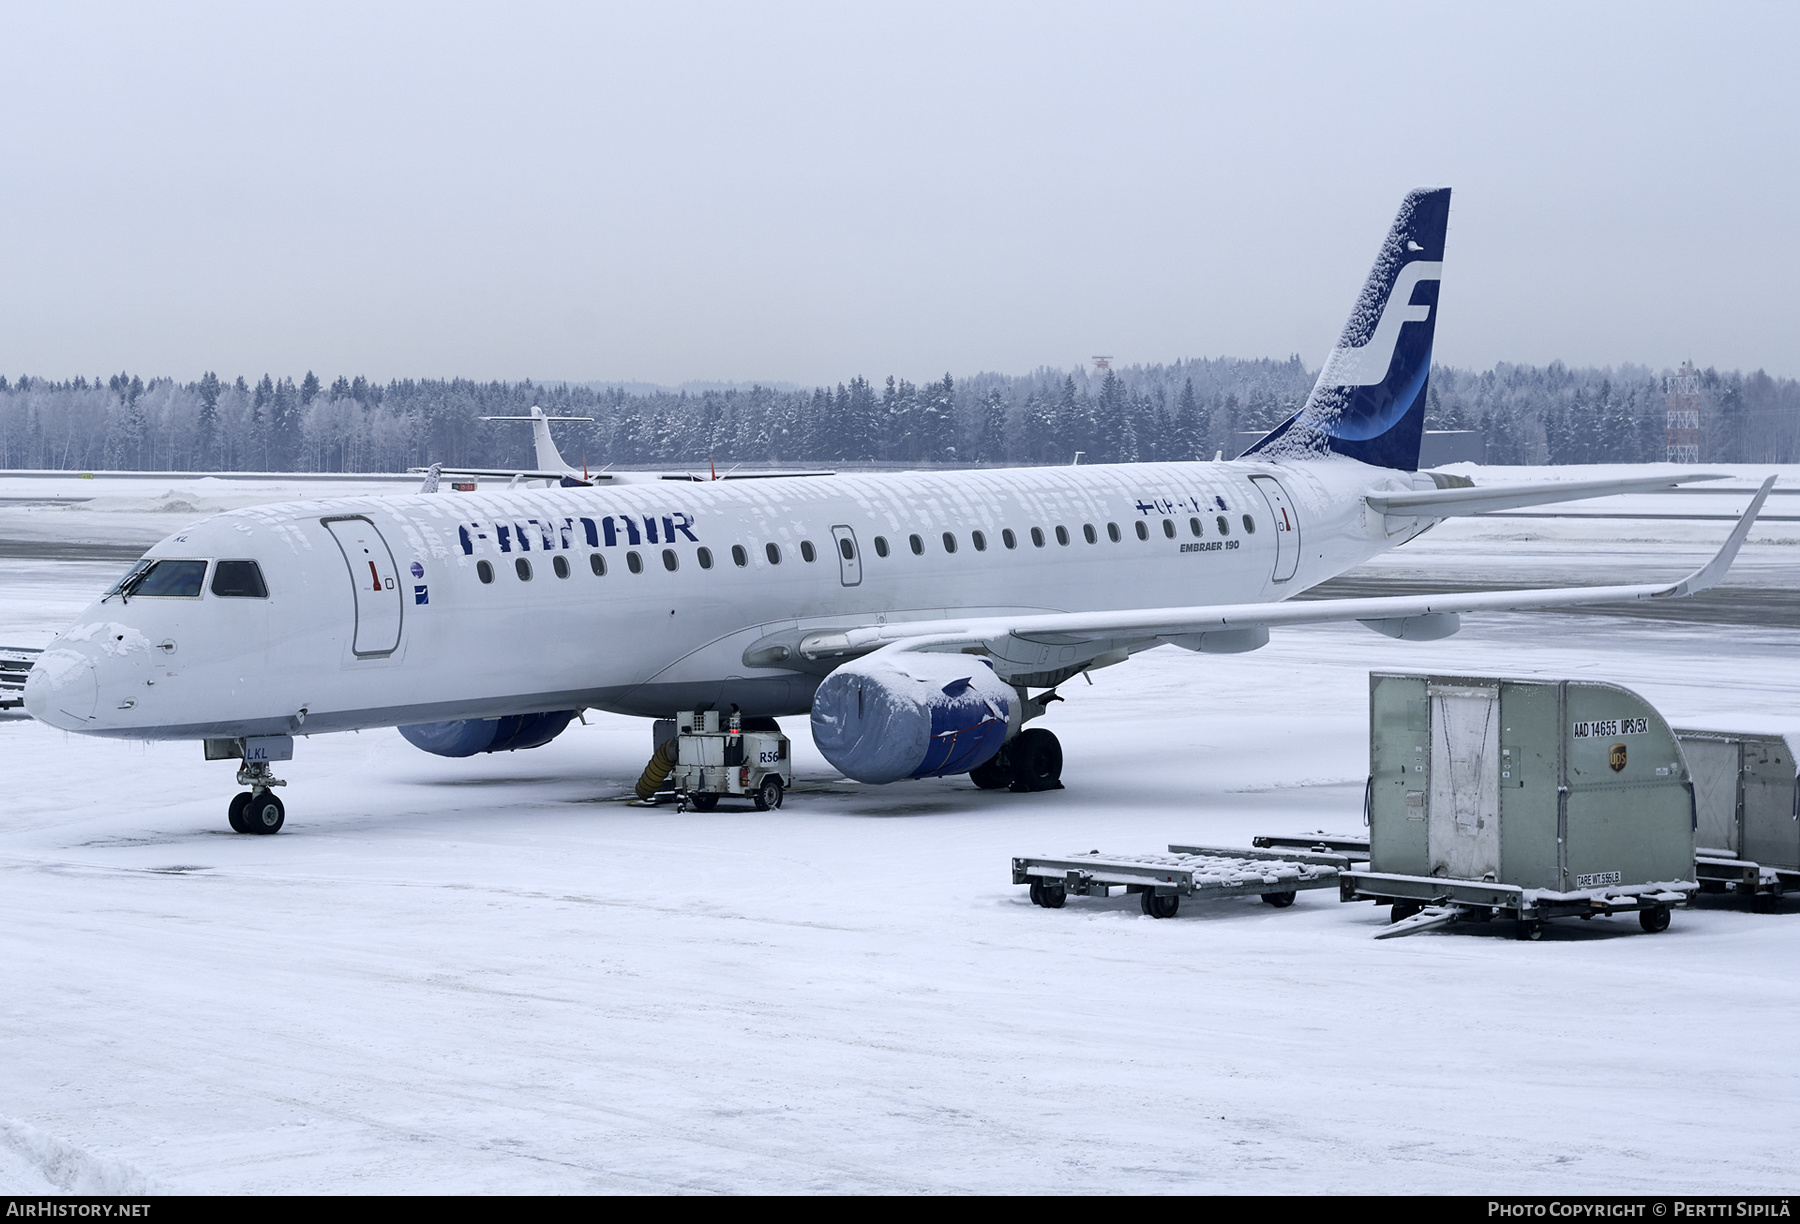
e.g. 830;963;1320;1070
1250;475;1300;582
323;516;403;657
830;525;862;586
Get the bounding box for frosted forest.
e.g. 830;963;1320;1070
1;358;1796;475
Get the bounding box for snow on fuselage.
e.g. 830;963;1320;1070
25;458;1427;740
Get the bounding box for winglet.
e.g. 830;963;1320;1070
1659;476;1775;598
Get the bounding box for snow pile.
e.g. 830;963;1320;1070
0;1118;160;1194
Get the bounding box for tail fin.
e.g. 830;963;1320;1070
525;407;571;473
477;406;595;475
1243;187;1451;471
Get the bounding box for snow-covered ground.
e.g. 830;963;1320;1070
1;467;1798;1193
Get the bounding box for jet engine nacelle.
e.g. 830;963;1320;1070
1357;612;1461;641
398;710;579;757
810;652;1012;784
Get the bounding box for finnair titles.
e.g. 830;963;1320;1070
24;188;1775;833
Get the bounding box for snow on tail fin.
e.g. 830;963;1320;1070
1243;188;1451;471
478;406;593;475
527;407;573;474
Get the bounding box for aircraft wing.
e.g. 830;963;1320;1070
1366;471;1730;517
800;476;1773;661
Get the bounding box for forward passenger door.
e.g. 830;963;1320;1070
323;516;404;658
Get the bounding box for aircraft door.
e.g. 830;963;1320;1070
830;525;862;587
323;516;404;657
1250;475;1300;583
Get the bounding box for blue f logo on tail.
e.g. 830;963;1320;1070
1244;187;1451;471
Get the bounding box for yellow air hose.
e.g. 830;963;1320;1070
634;738;679;800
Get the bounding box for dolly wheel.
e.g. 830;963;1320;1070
1260;892;1297;908
1140;891;1179;919
1038;882;1066;909
1390;900;1423;923
688;793;719;812
1028;879;1043;906
1514;918;1544;941
1639;904;1671;934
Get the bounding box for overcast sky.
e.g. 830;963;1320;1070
2;1;1794;386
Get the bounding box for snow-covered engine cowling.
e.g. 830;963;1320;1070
811;653;1012;784
397;710;579;757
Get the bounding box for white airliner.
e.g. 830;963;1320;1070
24;188;1774;833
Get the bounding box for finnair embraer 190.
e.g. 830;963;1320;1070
25;189;1774;833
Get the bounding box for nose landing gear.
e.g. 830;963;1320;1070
228;761;286;835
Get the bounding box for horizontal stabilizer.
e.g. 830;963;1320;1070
409;467;604;482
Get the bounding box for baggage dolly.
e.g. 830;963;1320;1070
1694;854;1797;910
1013;843;1352;919
1338;870;1698;940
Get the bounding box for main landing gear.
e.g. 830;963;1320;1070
227;761;286;835
970;727;1064;793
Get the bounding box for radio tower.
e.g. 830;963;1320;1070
1666;361;1700;463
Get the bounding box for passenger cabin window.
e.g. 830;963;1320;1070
971;530;987;552
1107;522;1121;543
132;559;207;598
590;554;606;576
211;560;267;598
698;547;714;569
1189;517;1203;537
800;540;816;562
515;558;532;581
732;545;748;568
874;536;890;557
477;560;495;583
1134;521;1148;541
627;551;644;573
1163;519;1176;539
1082;524;1096;544
1216;516;1230;536
765;543;782;565
1242;514;1256;533
1030;527;1045;548
1002;529;1017;550
838;538;854;560
662;548;678;571
909;534;924;556
553;555;570;579
942;532;957;554
1055;526;1070;546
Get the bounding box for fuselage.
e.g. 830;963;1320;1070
25;456;1435;740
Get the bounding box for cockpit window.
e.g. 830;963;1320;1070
105;559;154;599
211;560;268;598
130;559;208;598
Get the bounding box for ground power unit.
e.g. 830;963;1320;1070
640;710;792;811
1343;672;1698;939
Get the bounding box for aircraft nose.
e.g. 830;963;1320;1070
24;648;100;729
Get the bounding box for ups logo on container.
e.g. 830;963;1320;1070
1609;742;1628;772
